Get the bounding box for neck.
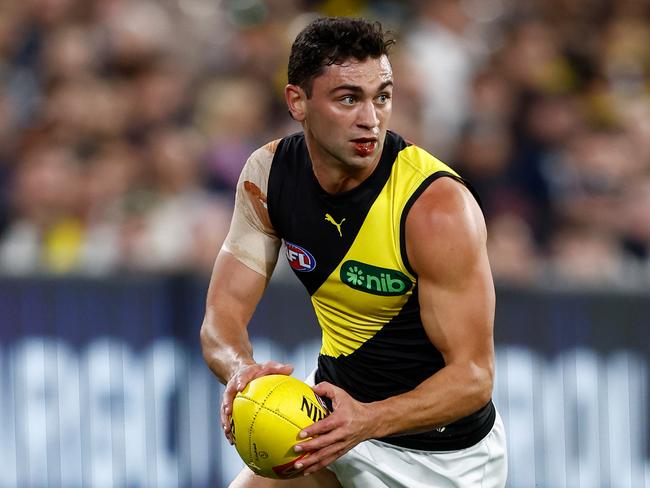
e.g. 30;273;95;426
311;164;369;193
311;154;381;193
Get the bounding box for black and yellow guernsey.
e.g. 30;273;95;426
267;131;495;451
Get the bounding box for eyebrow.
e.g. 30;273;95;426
329;80;394;95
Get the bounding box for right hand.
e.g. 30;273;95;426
220;360;294;444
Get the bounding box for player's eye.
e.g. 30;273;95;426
340;95;356;105
376;93;391;104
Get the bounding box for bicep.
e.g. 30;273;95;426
206;250;270;321
405;178;495;367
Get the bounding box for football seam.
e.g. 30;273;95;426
246;377;309;460
244;390;326;432
242;395;318;432
259;402;306;431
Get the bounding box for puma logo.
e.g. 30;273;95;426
325;213;345;237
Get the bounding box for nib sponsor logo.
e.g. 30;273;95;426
341;260;412;296
285;242;316;272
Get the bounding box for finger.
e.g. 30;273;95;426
234;362;295;392
220;388;235;418
220;405;230;432
294;431;336;454
299;412;340;439
311;381;338;399
232;366;260;392
221;388;237;420
221;377;241;431
260;361;294;375
219;406;235;445
261;359;290;369
295;442;348;473
303;452;345;475
233;369;256;391
238;363;286;388
304;443;352;474
223;376;240;399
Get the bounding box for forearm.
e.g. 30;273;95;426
369;361;493;439
200;307;256;385
200;250;272;385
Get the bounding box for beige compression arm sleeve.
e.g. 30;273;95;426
221;141;282;278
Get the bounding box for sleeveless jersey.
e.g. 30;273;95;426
266;131;495;451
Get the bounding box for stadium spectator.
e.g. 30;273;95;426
0;0;648;286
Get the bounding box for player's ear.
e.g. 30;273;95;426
285;84;306;121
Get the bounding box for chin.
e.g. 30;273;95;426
345;154;376;170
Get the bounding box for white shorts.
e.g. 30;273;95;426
327;411;507;488
304;371;508;487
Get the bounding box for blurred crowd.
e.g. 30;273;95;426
0;0;649;287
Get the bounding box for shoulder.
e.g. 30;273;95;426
410;177;482;225
243;139;280;173
405;177;486;279
396;143;460;181
238;139;282;192
232;140;284;228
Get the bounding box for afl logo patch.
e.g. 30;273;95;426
285;242;316;272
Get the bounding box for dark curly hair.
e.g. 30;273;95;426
288;17;395;97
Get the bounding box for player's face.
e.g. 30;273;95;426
300;55;393;172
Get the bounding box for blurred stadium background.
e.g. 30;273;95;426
0;0;648;486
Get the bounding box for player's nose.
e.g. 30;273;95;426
356;100;379;132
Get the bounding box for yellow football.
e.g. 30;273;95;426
231;374;329;479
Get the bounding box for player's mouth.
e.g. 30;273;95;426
351;138;377;157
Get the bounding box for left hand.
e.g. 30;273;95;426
292;382;375;475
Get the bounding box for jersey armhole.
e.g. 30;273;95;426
399;172;482;277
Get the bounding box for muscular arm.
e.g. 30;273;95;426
201;250;294;441
371;176;495;435
200;141;293;441
201;250;293;441
200;250;270;385
296;177;495;472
